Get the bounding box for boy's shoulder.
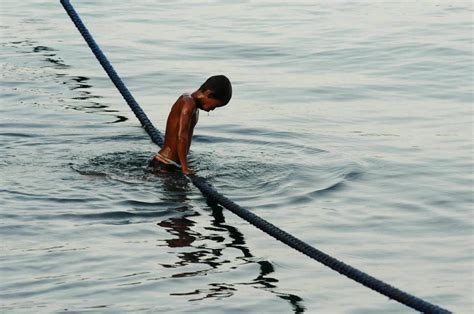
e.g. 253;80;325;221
173;93;196;113
178;93;195;106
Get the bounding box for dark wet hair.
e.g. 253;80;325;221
199;75;232;105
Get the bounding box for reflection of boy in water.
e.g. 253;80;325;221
149;75;232;175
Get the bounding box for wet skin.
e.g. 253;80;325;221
153;89;225;175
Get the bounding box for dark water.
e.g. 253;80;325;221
1;1;473;312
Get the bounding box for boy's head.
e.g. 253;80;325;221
198;75;232;111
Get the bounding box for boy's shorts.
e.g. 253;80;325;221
148;157;180;173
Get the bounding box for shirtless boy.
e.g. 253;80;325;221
148;75;232;175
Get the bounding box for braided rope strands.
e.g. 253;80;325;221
60;1;451;312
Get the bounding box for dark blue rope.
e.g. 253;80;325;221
60;1;450;312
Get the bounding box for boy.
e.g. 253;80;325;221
149;75;232;175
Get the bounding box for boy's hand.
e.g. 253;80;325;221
182;167;195;176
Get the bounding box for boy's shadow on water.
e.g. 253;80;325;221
156;173;306;313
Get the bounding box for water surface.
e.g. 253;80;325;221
1;1;473;313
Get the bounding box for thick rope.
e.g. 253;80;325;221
60;1;450;312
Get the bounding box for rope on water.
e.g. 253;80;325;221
59;1;164;148
60;1;450;312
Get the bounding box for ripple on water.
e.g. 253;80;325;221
73;151;154;181
191;134;366;210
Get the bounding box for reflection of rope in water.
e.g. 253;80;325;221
60;1;450;312
158;177;305;312
209;202;306;313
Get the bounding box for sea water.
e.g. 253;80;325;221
1;1;472;312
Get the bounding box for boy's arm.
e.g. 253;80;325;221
177;103;194;175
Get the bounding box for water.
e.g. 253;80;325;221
1;0;472;312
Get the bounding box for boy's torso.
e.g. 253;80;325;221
155;94;199;166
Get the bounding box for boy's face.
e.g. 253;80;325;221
200;90;225;112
